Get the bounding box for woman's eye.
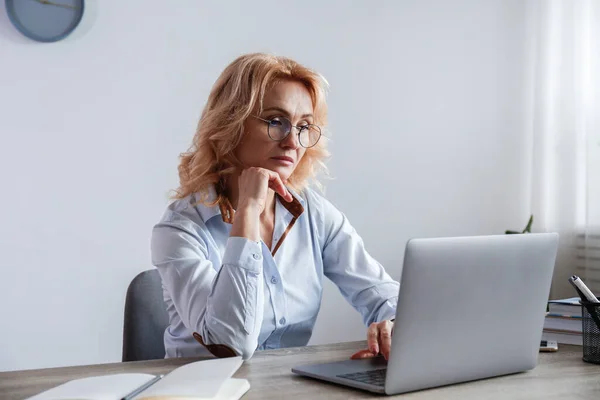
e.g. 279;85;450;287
269;119;283;127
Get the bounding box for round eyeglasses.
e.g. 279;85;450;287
253;116;322;148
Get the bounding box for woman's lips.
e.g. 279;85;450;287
271;156;294;165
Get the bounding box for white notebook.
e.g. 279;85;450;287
26;357;250;400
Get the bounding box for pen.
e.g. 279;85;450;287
569;275;600;303
121;374;163;400
568;275;600;331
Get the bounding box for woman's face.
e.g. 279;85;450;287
236;80;314;181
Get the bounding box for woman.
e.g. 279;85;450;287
151;53;399;361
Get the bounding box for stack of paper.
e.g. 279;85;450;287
26;356;250;400
542;297;583;345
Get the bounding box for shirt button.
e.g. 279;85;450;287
279;317;286;325
270;276;278;284
252;253;261;260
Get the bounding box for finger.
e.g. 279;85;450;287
367;323;379;355
350;349;377;360
267;175;288;199
266;171;292;202
379;321;393;361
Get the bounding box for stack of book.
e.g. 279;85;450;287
541;297;583;345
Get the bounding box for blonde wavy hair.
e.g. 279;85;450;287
175;53;330;204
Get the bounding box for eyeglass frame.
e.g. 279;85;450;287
252;115;322;148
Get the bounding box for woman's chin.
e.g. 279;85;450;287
264;165;294;180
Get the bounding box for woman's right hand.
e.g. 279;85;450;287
237;167;292;214
230;168;292;242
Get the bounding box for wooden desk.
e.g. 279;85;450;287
1;341;599;399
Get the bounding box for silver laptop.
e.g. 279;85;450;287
292;233;559;395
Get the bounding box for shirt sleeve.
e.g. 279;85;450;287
316;194;399;326
151;213;264;360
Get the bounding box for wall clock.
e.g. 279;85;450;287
5;0;85;43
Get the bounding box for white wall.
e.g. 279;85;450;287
0;0;532;371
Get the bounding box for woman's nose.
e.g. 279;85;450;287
281;129;301;149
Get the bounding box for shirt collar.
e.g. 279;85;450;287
278;187;305;220
193;185;222;223
194;184;305;225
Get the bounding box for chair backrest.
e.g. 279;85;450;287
122;269;169;362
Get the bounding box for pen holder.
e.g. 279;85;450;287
580;300;600;365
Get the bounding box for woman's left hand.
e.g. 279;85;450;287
350;320;394;360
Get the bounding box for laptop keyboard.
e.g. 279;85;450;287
337;368;387;387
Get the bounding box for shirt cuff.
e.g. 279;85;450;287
378;299;398;322
222;237;263;273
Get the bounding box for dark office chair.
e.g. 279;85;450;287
122;269;169;362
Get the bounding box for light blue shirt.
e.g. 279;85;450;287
151;186;399;360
